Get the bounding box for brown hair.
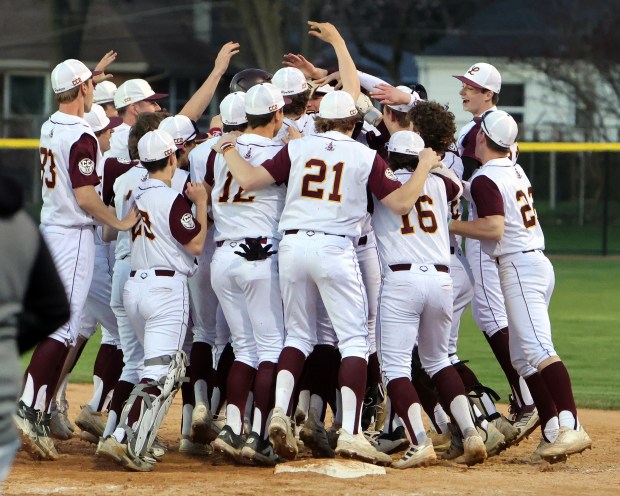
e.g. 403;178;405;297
385;106;411;128
387;152;419;172
409;101;457;153
128;111;171;160
142;156;170;173
246;110;277;129
314;114;360;134
484;134;510;155
492;93;499;105
55;86;80;104
283;89;311;117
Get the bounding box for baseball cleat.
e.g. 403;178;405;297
478;422;506;457
56;399;75;432
149;438;167;461
240;432;284;466
371;425;409;454
392;438;437;469
191;402;221;444
14;401;48;460
539;425;592;461
179;437;212;456
212;425;245;461
268;407;298;460
454;430;487;466
79;430;99;444
36;412;60;460
526;437;567;464
335;429;392;466
326;422;341;450
492;414;519;446
299;409;335;458
50;410;73;440
75;404;106;439
510;404;540;445
97;435;154;472
426;429;452;452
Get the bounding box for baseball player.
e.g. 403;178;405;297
373;130;488;468
14;59;137;461
208;84;287;466
272;67;316;142
214;21;442;466
98;129;208;472
449;110;592;463
93;81;118;117
230;68;273;93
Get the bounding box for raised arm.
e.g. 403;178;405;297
308;21;360;102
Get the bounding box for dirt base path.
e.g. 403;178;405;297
4;384;619;496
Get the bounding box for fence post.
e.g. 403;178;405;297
578;152;585;227
602;152;610;256
549;151;556;210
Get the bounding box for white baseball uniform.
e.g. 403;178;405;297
39;111;99;345
469;158;554;376
103;122;131;160
274;114;317;145
372;169;462;381
207;133;286;368
123;177;201;380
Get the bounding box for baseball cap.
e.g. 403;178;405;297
138;129;177;162
51;59;92;94
480;110;518;148
453;63;501;94
314;83;335;96
84;104;123;133
94;81;117;104
318;91;359;119
114;79;168;109
272;67;309;96
245;83;288;116
220;92;248;125
387;131;425;155
159;115;206;148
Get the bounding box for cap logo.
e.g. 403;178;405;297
174;138;184;145
72;77;83;86
269;104;278;111
468;66;480;76
124;97;132;103
349;109;357;116
164;149;173;157
301;82;308;90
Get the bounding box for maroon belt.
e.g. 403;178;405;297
130;270;175;277
389;264;449;273
216;237;268;247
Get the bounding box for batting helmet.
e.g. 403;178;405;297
230;68;273;93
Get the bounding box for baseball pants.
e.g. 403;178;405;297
447;245;474;359
356;231;381;355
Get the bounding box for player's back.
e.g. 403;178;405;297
40;111;98;227
279;131;377;237
130;178;197;275
113;164;148;260
372;170;459;267
211;133;285;240
472;158;544;257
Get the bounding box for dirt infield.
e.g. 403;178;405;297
4;384;619;496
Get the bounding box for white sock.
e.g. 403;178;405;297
226;404;243;435
194;379;209;406
297;390;310;417
309;394;324;418
87;375;104;411
543;416;560;442
103;411;118;438
519;376;534;406
449;395;476;436
406;403;426;444
434;403;450;434
558;410;578;430
340;386;358;434
274;370;295;413
181;404;192;437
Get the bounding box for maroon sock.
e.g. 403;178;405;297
181;365;195;407
253;361;277;436
325;347;341;421
524;372;558;441
226;361;256;434
367;352;381;388
431;365;467;415
277;347;307;416
214;343;235;413
22;338;69;410
109;380;135;418
540;362;578;429
190;341;213;405
485;327;526;405
387;377;420;444
97;348;125;411
127;379;159;427
93;344;116;380
338;356;367;434
412;374;442;432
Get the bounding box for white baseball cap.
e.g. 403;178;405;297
84;104;123;133
220;92;248;125
94;81;117;104
159;115;205;148
138;129;177;162
114;79;168;109
318;91;359;119
51;59;93;94
245;83;288;116
272;67;309;96
453;63;501;94
387;131;425;155
314;84;335;96
480;110;518;147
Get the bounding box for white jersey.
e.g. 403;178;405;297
40;111;100;227
189;136;219;184
469;157;545;258
104;122;131;160
113;164;148;260
274;114;317;145
130;178;201;276
262;131;401;237
209;133;285;241
372;169;462;267
442;150;465;249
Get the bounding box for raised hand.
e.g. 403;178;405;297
214;42;241;76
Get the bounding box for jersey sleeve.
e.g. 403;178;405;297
205;150;217;186
69;133;100;188
470;175;505;217
102;159;135;205
169;194;202;245
435;174;463;202
460;121;482;164
367;154;401;200
261;145;292;183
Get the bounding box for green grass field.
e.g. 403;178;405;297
21;258;620;409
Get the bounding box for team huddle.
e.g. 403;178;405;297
16;21;592;473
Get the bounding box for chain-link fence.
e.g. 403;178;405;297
1;143;619;255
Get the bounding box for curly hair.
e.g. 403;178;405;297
408;101;456;153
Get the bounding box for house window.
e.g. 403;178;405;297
9;75;46;115
500;84;525;107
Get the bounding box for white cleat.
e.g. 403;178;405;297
335;429;392;466
392;438;437;469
